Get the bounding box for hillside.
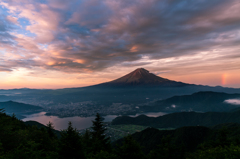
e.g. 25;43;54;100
0;101;43;114
114;123;240;155
140;91;240;112
24;120;61;137
112;110;240;128
114;126;211;153
1;110;240;158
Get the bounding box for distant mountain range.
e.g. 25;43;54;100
0;68;240;116
31;68;240;103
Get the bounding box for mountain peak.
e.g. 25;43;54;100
134;68;149;73
126;68;152;79
103;68;187;86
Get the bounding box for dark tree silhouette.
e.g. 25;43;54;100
91;113;111;153
116;135;145;159
59;122;85;159
46;121;56;139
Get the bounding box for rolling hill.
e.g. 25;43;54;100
114;123;240;154
0;101;43;114
139;91;240;112
112;110;240;128
114;126;211;153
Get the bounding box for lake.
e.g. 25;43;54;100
22;112;166;130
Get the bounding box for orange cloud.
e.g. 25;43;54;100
47;61;55;66
130;46;138;52
73;59;86;64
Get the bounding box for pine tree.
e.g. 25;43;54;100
59;122;85;159
116;135;145;159
46;121;56;139
91;113;111;153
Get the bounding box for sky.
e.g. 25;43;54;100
0;0;240;89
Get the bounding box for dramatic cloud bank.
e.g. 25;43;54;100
0;0;240;88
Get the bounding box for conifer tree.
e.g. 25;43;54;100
46;121;56;139
116;135;145;159
59;121;85;159
91;113;111;153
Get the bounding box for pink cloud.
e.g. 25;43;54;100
2;1;60;43
6;15;18;24
0;0;240;84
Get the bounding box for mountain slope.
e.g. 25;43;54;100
114;126;211;153
99;68;188;87
114;123;240;154
0;101;43;114
24;120;60;137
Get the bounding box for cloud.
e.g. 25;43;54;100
224;99;240;105
0;65;12;72
6;15;18;24
0;0;240;75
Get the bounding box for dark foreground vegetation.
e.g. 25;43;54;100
1;109;240;159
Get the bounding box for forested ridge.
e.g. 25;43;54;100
112;110;240;128
1;108;240;159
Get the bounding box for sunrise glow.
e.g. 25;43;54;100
0;0;240;89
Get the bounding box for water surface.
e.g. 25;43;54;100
22;112;166;130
